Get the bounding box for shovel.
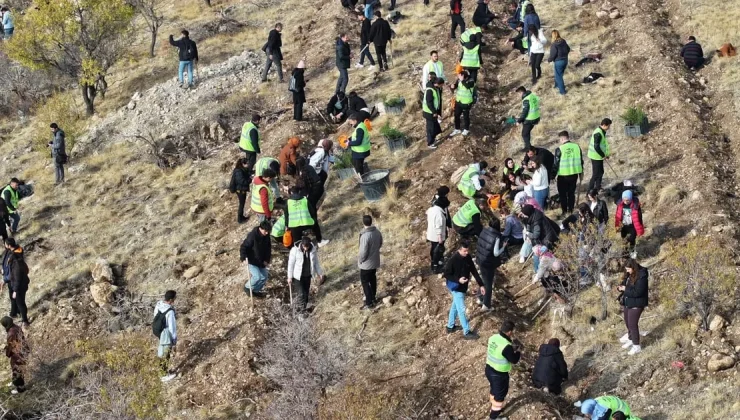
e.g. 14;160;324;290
245;261;254;313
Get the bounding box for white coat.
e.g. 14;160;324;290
287;243;324;281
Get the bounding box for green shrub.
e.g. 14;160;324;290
32;92;84;153
620;106;647;125
333;150;353;170
380;123;406;141
383;97;405;107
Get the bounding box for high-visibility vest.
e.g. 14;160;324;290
255;157;278;177
424;60;444;81
520;0;531;22
422;88;440;114
250;182;274;213
350;122;371;154
486;334;513;373
2;186;18;214
587;127;610;160
287;197;315;228
459;27;481;44
461;45;481;68
452;199;480;227
271;215;286;237
595;396;631;417
503;164;521;177
457;165;480;198
239;122;260;152
523;93;540;121
456;81;474;105
557;142;583;176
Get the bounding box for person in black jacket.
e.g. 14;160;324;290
587;189;609;227
357;14;376;68
520;204;560;247
472;0;496;27
369;11;393;71
548;30;570;95
295;157;323;210
347;91;370;118
423;76;444;149
532;338;568;394
335;33;351;94
2;239;29;326
291;60;306;121
617;259;648;355
169;30;199;88
261;23;284;83
680;36;704;69
230;158;252;224
476;219;507;311
522;146;555;181
0;198;9;241
561;203;594;235
444;240;483;340
327;91;349;122
240;222;273;297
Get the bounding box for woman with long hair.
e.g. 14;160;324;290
527;24;547;85
617;259;648;355
548;30;571;95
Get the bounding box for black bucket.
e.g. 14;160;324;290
359;169;390;202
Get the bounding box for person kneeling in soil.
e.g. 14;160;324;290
532;338;568;395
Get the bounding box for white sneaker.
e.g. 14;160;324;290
619;333;630;344
355;63;364;68
448;129;462;137
427;144;438;149
621;340;634;349
481;304;491;312
10;389;18;395
367;65;376;71
519;256;526;263
461;129;470;136
627;345;642;355
318;239;330;248
160;373;177;382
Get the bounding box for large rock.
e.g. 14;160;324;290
707;353;735;372
709;315;727;332
90;282;118;307
91;259;113;283
183;266;203;280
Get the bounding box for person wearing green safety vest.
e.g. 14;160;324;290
579;396;632;420
239;114;262;167
254;157;281;200
422;77;444;149
587;118;612;193
485;321;522;420
250;169;276;222
449;70;476;138
552;130;584;216
508;21;527;54
346;113;371;175
457;161;488;199
452;199;482;238
284;186;328;246
1;178;21;234
519;0;531;23
270;215;286;244
514;86;540;150
459;25;482;83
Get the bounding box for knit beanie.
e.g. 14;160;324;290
0;316;13;331
622;189;633;201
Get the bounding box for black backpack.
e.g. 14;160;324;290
183;41;196;61
152;307;173;338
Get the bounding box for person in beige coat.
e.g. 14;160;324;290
426;195;450;273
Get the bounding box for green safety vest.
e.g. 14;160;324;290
456;81;474;105
239;122;260;152
459;27;481;43
595;396;631;417
287;197;315;228
250;182;274;213
522;36;529;49
520;0;531;22
587;127;610;160
424;60;444;81
557;142;583;176
523;93;540;121
422;88;440;115
271;215;286;237
486;334;513;373
255;157;278;177
457;165;480;198
350;122;371;154
503;164;521;177
452;199;480;227
2;186;18;214
461;45;480;68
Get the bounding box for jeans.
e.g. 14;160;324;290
375;44;388;70
4;27;13;40
533;188;548;210
530;53;544;83
624;306;644;345
556;174;578;214
246;264;269;292
360;269;377;305
454;103;471;130
9;213;19;233
451;14;465;39
9;287;28;323
364;4;374;18
479;265;495;308
261;54;283;82
336;67;348;94
178;60;194;85
359;43;375;65
553;59;568;94
447;290;470;334
55;163;65;184
588;159;605;191
519;239;532;260
236;192;247;221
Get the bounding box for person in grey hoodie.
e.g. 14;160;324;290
358;215;383;309
154;290;177;382
48;123;66;184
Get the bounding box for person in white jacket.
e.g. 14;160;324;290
426;195;450;273
308;139;334;188
530;159;549;210
153;290;178;382
527;25;547;85
287;237;324;310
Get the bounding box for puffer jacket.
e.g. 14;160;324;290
279;138;301;175
532;344;568;389
476;227;502;269
287;242;324;280
621;265;648;308
615;198;645;236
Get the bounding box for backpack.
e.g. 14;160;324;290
450;165;468;184
152;307;173;338
288;74;298;93
183;41;195;61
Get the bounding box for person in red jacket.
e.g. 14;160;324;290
251;169;277;222
615;190;644;257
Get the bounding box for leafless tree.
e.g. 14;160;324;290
130;0;165;57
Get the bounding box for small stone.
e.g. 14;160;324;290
574;0;590;5
709;315;727;332
382;296;394;307
190;203;205;215
183;266;203;279
690;190;702;201
707;353;735;372
405;296;417;306
596;10;608;18
609;9;621;19
403;285;415;294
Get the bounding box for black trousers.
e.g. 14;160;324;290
359;43;375;65
352;157;366;175
0;220;7;241
291;223;323;243
454;222;482;238
454;103;471;130
556;174;579;214
521;122;536;149
450;14;465;39
244;151;257;168
375;44;388;69
589;159;605;191
236;192;247;221
479;265;495;308
12;364;25;392
308;186;324;211
621;224;637;250
530;53;544;83
295;276;311;309
429;240;445;271
360;269;377;305
9;287;28;323
485;366;510;419
425;116;441;145
293;100;304;121
465;67;479;83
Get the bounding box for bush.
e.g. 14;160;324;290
661;237;737;331
333;149;353;170
318;384;398;420
383;97;405;107
620;106;647;126
31;92;84;154
380;123;406;141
